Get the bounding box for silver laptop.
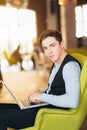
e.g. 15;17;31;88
0;80;48;110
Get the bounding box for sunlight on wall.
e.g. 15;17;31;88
0;6;37;54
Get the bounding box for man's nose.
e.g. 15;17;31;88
47;48;51;54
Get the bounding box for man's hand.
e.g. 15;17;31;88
28;91;42;103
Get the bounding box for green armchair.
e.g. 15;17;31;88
20;53;87;130
10;53;87;130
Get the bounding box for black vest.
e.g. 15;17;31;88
48;54;81;95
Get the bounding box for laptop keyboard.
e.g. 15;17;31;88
18;99;41;109
18;99;48;110
20;99;31;107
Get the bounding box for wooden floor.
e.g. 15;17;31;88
80;116;87;130
0;69;87;130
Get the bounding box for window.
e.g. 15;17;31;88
75;5;87;38
0;6;37;54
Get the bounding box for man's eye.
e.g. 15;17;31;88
43;48;47;51
51;44;55;46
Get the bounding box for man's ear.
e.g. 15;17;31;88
61;41;65;48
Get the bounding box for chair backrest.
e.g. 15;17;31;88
71;53;87;97
2;50;18;65
2;50;11;62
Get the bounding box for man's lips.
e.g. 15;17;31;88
49;55;54;58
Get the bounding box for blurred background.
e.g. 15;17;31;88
0;1;87;129
0;0;87;72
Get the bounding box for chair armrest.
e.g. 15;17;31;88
34;108;77;128
36;107;76;117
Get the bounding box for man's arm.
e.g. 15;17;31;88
40;61;81;108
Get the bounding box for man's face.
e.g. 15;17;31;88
42;36;64;64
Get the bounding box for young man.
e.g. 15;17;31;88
0;30;81;130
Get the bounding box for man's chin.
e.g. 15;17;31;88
50;58;55;62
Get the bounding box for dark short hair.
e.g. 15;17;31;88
39;29;63;46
